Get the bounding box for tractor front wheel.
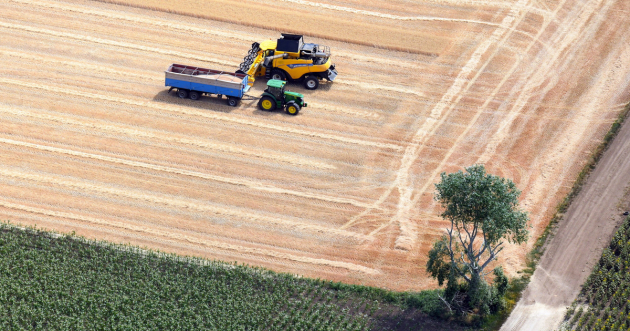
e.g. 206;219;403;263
285;101;300;116
258;96;276;111
303;76;319;90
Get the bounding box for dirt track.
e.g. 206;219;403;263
500;108;630;330
0;0;629;291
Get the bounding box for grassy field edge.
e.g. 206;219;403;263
0;221;468;330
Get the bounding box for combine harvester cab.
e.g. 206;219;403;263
165;64;250;107
238;34;337;90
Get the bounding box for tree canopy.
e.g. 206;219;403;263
427;164;529;316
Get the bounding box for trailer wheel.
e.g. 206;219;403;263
177;89;189;99
303;76;319;90
285;101;300;116
227;97;239;107
270;69;287;81
258;96;276;111
189;91;200;100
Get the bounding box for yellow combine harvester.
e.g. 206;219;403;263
236;34;337;90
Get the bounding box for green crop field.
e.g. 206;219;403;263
0;223;469;331
561;218;630;330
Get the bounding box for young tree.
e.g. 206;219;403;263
427;164;529;315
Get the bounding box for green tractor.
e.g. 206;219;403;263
258;79;307;115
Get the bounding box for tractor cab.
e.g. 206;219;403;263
265;79;286;101
258;79;307;115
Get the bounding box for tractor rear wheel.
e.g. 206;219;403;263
177;89;189;99
189;91;200;100
270;69;287;81
303;76;319;90
258;96;276;111
285;101;300;116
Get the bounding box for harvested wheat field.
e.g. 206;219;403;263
1;0;629;292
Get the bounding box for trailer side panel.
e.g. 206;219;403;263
165;77;244;98
165;64;248;98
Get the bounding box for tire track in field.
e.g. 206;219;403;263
0;47;384;120
0;137;374;209
0;22;422;97
0;104;334;170
6;0;258;42
87;0;441;55
343;0;529;250
334;49;430;70
274;0;507;25
415;0;616;234
14;0;436;69
0;78;403;151
479;0;619;225
0;167;370;242
389;0;531;251
338;80;425;98
411;0;571;215
272;0;555;48
0;21;234;66
0;199;379;274
314;103;381;120
423;0;551;18
477;0;608;165
0;0;424;90
500;39;630;331
0;48;160;81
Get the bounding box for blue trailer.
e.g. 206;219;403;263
165;64;251;107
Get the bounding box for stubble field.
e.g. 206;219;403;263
1;0;629;291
